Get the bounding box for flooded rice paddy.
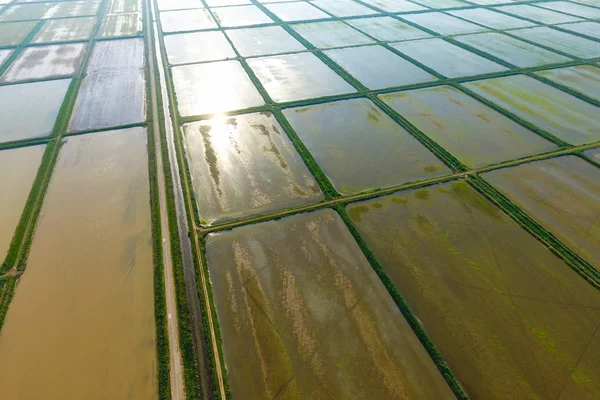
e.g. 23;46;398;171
535;65;600;101
0;128;157;399
283;98;450;194
206;209;454;399
484;156;600;272
1;43;86;82
182;112;323;225
348;181;600;400
69;38;146;131
391;38;507;78
0;145;45;262
464;75;600;145
380;86;557;168
1;0;599;398
0;79;70;143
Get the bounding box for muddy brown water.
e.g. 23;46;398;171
348;181;600;400
206;209;454;399
0;145;46;263
0;128;157;399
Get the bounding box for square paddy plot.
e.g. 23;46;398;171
310;0;379;17
247;52;355;103
510;27;600;59
291;21;375;49
402;12;489;35
448;8;536;30
211;5;273;27
0;145;45;261
182;112;323;225
585;148;600;163
283;98;450;194
31;17;95;43
380;86;557;168
205;0;251;6
159;9;217;32
347;16;432;42
484;156;600;272
410;0;470;7
171;60;264;116
225;26;305;57
454;32;572;68
265;2;331;22
348;180;600;400
206;209;455;399
494;4;582;24
0;50;11;67
0;3;54;21
324;45;437;90
156;0;203;10
0;21;37;46
538;1;600;19
107;0;140;13
69;39;146;131
164;31;235;65
463;75;600;145
98;12;142;38
0;79;70;143
1;43;85;83
359;0;425;12
558;21;600;40
535;65;600;101
391;38;507;78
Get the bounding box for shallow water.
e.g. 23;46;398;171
0;128;157;400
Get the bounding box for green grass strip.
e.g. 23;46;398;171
334;204;470;400
0;276;17;332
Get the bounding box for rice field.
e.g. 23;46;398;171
1;0;599;398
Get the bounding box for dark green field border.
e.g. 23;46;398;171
0;276;16;332
0;136;50;151
141;0;172;395
334;204;470;399
150;0;216;397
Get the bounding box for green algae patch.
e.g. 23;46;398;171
348;180;600;400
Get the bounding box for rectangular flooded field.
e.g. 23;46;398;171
171;60;264;116
1;0;101;21
484;156;600;272
247;52;354;103
291;21;376;49
32;16;96;43
1;43;86;82
495;4;582;24
0;79;70;143
98;12;142;38
463;75;600;145
402;12;489;35
454;32;572;68
206;209;454;399
311;0;378;16
226;26;305;57
182;112;323;225
346;17;432;42
391;38;507;78
359;0;424;12
448;8;535;30
160;9;217;33
212;5;273;27
380;86;557;168
0;128;157;399
265;2;329;22
324;45;436;90
0;49;11;67
559;21;600;40
0;21;37;46
511;27;600;59
348;181;600;400
585;148;600;163
164;31;235;65
283;98;450;194
535;65;600;101
0;145;45;262
69;38;146;131
108;0;141;13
